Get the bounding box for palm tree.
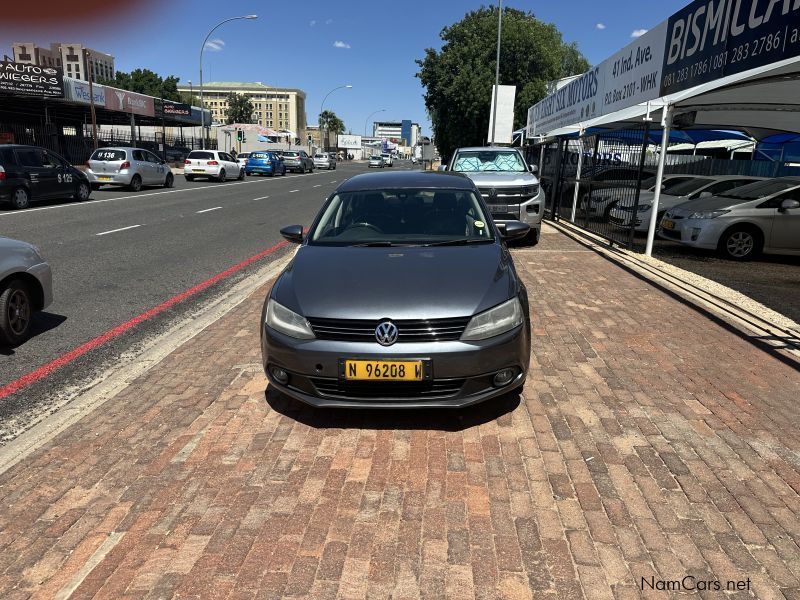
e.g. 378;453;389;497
318;110;345;151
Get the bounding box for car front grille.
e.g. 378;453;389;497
308;377;466;400
660;228;681;240
478;186;538;203
307;317;471;343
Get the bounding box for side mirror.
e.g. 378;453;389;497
699;191;713;198
779;198;800;211
499;220;530;241
280;225;304;243
529;164;538;174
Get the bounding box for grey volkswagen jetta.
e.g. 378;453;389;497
260;171;532;408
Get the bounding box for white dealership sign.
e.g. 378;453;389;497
487;85;516;144
65;78;106;105
337;134;362;149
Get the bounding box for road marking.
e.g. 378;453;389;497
0;240;289;401
330;180;337;183
55;532;125;600
252;195;270;201
196;206;222;214
289;190;299;193
313;184;321;188
96;224;141;236
0;171;327;218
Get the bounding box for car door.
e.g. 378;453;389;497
47;151;80;197
220;153;236;176
14;147;60;198
130;149;152;184
768;189;800;250
145;151;167;184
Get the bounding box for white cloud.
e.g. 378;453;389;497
595;23;606;30
309;20;316;27
333;40;351;49
631;29;648;38
204;38;225;51
325;18;333;25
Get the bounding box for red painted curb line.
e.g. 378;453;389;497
0;240;289;400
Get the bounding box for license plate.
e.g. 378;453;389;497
343;360;423;381
661;219;675;230
97;176;112;181
194;168;205;172
488;204;509;213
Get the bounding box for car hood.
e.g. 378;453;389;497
272;244;518;320
617;191;692;209
458;171;538;187
671;195;746;213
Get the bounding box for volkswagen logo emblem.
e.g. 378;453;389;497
375;321;399;346
488;188;498;200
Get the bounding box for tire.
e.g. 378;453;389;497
163;173;174;188
10;187;30;210
218;169;227;183
128;175;143;192
238;168;245;180
91;182;102;191
282;166;286;176
718;225;762;261
75;182;91;201
185;175;195;182
0;280;33;346
524;228;540;246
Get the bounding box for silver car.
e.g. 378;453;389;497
281;150;314;174
86;147;174;191
368;155;384;168
313;152;337;170
659;177;800;260
0;237;53;346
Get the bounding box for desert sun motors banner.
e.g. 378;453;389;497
660;0;800;95
0;61;64;97
337;134;362;149
527;25;667;137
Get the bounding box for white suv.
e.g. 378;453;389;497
380;153;393;167
184;150;243;182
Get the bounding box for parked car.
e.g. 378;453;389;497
659;177;800;260
184;150;244;182
0;236;53;345
314;152;337;170
446;146;543;245
245;151;286;177
583;173;699;219
86;147;174;191
368;155;385;168
236;152;251;171
0;145;91;210
281;150;314;174
165;147;190;163
261;170;532;408
609;175;764;232
380;152;394;167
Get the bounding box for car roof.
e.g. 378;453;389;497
337;171;475;192
454;146;522;152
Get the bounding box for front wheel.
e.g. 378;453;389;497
719;226;761;261
163;173;174;188
75;182;91;201
0;280;33;346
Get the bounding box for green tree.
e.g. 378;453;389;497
416;6;589;159
225;93;254;124
97;69;181;101
318;110;345;134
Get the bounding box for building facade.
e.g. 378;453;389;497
372;120;420;146
178;81;307;141
11;42;115;82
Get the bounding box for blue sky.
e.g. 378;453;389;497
3;0;689;136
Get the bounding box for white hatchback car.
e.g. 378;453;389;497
86;147;174;191
184;150;243;182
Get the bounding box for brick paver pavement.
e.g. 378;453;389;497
0;226;799;599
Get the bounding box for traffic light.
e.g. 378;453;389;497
237;130;244;142
307;134;312;144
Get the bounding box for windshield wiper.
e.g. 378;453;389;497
419;238;494;247
351;241;397;247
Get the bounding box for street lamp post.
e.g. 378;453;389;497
364;108;386;161
199;15;258;149
490;0;502;145
319;84;352;152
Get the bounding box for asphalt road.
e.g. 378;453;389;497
1;161;404;426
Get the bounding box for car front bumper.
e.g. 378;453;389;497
261;322;530;408
487;189;544;232
26;261;53;309
657;217;726;249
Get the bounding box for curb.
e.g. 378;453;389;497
542;220;800;366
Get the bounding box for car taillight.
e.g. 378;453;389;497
185;159;191;165
207;161;219;165
120;161;130;170
0;170;5;181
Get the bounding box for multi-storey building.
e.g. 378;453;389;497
178;81;307;140
372;120;421;146
11;42;115;82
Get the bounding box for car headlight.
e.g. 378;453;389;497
461;298;523;341
688;210;730;219
265;298;315;339
636;204;652;212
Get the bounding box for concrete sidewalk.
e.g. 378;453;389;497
0;227;798;599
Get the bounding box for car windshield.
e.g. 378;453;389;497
91;149;126;161
238;153;250;159
187;151;214;160
649;176;699;193
663;178;713;195
314;154;325;158
370;156;382;160
309;188;494;246
717;179;800;199
283;152;299;157
451;150;526;172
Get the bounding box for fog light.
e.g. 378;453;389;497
270;366;289;385
691;228;701;241
493;368;516;387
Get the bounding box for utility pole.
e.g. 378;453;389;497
490;0;502;146
85;49;98;150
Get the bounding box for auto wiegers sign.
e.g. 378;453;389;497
0;61;64;97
